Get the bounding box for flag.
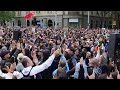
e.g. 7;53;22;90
24;12;35;20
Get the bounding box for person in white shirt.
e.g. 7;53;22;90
21;49;61;78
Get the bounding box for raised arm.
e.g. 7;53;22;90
30;49;60;76
13;43;21;59
31;46;39;65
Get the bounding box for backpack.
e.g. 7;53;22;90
22;67;34;79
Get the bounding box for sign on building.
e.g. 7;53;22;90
69;19;78;22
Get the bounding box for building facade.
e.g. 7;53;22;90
14;11;112;29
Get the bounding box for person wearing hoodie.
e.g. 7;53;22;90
21;49;61;79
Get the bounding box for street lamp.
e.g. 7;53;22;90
87;11;90;29
52;11;57;29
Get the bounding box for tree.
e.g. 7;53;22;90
0;11;15;26
96;11;111;28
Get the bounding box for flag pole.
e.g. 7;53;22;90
26;19;27;27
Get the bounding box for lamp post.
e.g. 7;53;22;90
55;11;57;29
52;11;57;29
87;11;90;29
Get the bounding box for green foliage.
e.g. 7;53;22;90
0;11;15;22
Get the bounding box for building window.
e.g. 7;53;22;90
18;11;21;16
26;11;30;14
18;20;21;26
36;11;40;14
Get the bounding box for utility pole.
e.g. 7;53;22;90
87;11;90;29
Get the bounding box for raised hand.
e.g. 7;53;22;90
4;63;16;73
10;63;16;72
53;49;61;56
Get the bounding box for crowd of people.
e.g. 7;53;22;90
0;25;120;79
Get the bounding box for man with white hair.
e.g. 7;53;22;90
89;57;102;78
16;53;24;72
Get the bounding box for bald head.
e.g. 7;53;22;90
21;56;33;68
